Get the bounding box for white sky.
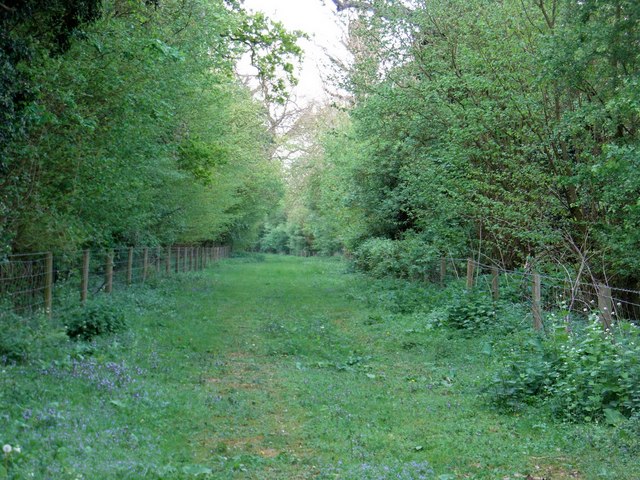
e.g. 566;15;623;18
241;0;349;105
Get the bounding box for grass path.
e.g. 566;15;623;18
166;255;629;479
2;255;635;479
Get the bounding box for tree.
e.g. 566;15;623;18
296;0;640;285
0;0;303;253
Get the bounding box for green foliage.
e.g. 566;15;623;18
367;281;428;315
0;314;36;363
286;0;640;288
491;320;640;421
489;334;559;411
319;460;434;479
259;223;291;254
352;233;439;279
63;298;127;341
177;137;229;184
613;413;640;455
0;0;302;253
2;256;639;478
446;291;499;332
353;237;399;277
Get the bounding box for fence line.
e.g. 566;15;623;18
4;249;637;332
0;245;231;321
427;256;640;331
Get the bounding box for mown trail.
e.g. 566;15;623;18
173;255;626;479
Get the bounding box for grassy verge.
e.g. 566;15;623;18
0;255;637;479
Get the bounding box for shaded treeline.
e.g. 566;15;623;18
280;0;640;288
0;0;301;254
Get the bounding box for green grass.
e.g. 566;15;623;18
1;255;638;479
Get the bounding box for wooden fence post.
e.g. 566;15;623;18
597;283;613;329
466;258;475;290
532;272;543;330
491;266;500;300
81;249;90;304
143;247;149;282
105;252;113;294
44;252;53;317
166;246;171;274
127;247;133;286
174;247;180;273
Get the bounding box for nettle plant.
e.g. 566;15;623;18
446;290;498;331
63;299;127;341
548;318;640;421
491;315;640;422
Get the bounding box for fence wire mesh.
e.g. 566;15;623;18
447;257;640;328
0;245;231;322
2;249;637;331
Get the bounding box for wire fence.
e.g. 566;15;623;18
0;245;231;323
3;249;637;332
418;256;640;330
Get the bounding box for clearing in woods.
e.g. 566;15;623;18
3;255;635;479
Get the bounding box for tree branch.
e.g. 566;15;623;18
330;0;361;11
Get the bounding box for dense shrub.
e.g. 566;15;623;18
64;299;127;341
491;319;640;421
489;334;559;410
230;252;266;262
394;233;438;280
353;237;400;277
446;291;499;331
287;224;308;255
259;224;291;254
353;234;439;279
